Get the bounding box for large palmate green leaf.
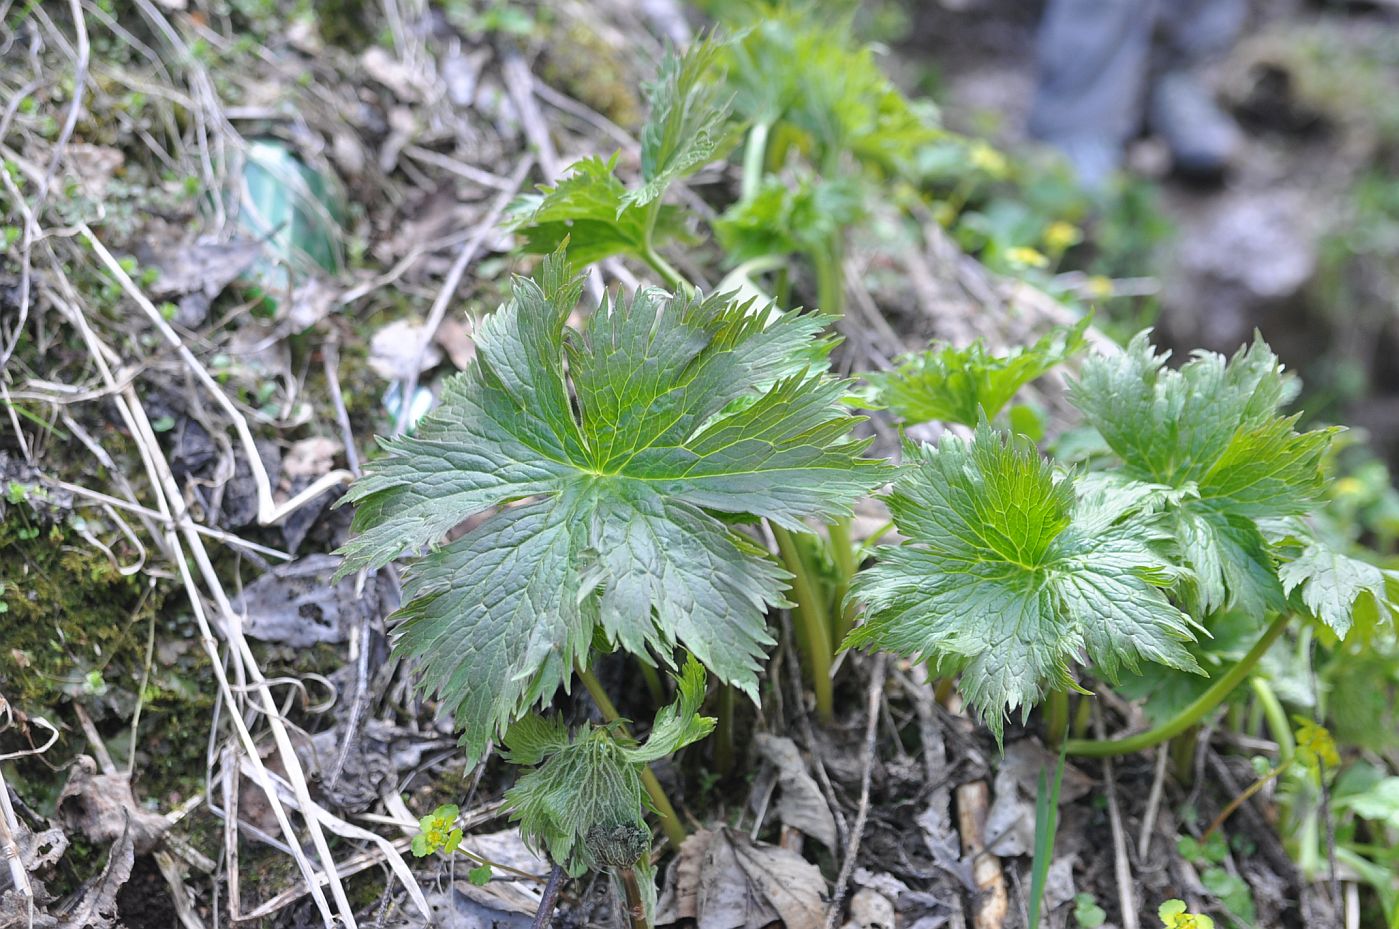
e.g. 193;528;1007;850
846;424;1200;739
503;658;714;876
1070;332;1337;618
335;251;889;760
867;318;1089;428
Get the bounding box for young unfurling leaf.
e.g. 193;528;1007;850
503;657;715;876
334;251;890;761
510;39;732;264
628;35;735;208
508;155;688;264
1070;332;1337;617
867;317;1089;428
846;424;1200;739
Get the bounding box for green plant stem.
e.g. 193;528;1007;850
576;667;687;849
1045;689;1070;749
813;239;845;317
1064;613;1290;757
1071;693;1094;739
618;866;650;929
774;265;791;308
637;659;666;707
1169;729;1198;784
827;516;857;645
640;196;686;293
641;245;685;292
713;683;734;776
1226;699;1246;737
860;520;895;554
1250;676;1296;763
771;523;835;723
740;121;770;203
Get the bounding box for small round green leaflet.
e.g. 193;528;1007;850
1158;899;1214;929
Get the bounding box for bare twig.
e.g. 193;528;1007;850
530;865;567;929
957;779;1009;929
0;763;34;929
1094;704;1138;929
79;226;356;527
823;654;887;929
392;155;534;436
1137;744;1170;861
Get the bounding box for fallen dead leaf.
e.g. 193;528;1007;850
362;46;427;102
434;315;476;370
841;887;895;929
231;554;381;647
57;756;168;855
657;827;827;929
284;277;340;333
753;733;837;850
369;319;442;382
55;820;134;929
281;436;343;483
454;829;549;917
148;239;262;300
63;144;124;200
984;739;1093;858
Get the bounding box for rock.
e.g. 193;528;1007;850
1164;189;1318;352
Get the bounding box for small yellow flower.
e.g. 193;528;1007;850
412;803;464;857
1006;246;1049;269
1293;717;1340;771
1159;899;1215;929
1043;220;1081;253
969;142;1008;178
1334;476;1364;498
1085;275;1115;300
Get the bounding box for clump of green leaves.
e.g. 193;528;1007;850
504;658;714;876
866;317;1089;427
1175;832;1254;926
719;6;938;177
1070;333;1337;620
846;422;1200;738
334;250;888;761
715;173;863;265
1073;893;1107;928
